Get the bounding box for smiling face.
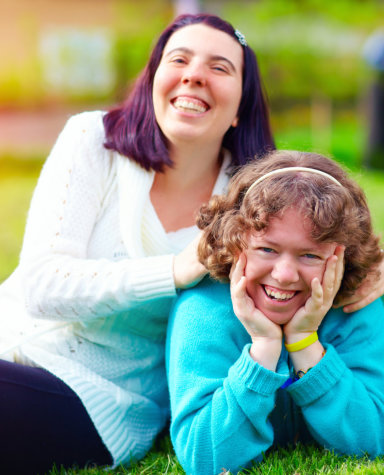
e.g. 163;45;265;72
152;23;243;149
244;208;337;325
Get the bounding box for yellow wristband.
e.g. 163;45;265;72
285;332;318;352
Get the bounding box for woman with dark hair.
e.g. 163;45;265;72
103;14;272;171
167;150;384;475
0;12;274;474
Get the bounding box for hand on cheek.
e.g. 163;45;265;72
230;253;282;370
284;246;344;343
282;247;344;375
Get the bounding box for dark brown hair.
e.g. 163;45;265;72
197;150;383;304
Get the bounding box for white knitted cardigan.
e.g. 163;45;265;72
0;111;231;466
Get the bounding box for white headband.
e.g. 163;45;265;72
244;166;343;199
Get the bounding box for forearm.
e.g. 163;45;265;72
17;112;178;321
288;344;384;457
249;337;282;371
22;253;176;321
170;345;285;475
285;333;325;374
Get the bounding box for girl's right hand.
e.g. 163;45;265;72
230;254;282;370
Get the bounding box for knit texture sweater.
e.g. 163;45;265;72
0;111;230;466
166;278;384;475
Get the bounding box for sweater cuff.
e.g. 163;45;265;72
287;344;346;405
229;344;287;396
126;254;176;300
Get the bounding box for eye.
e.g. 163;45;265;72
260;247;276;254
211;64;229;73
303;253;321;260
170;56;187;65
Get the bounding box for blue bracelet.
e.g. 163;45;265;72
281;349;326;388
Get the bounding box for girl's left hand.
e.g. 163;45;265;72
284;246;344;339
333;257;384;313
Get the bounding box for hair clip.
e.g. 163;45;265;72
235;29;247;47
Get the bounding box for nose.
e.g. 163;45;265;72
181;63;207;87
271;255;300;285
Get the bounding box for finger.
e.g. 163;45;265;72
305;277;323;312
333;284;366;308
231;275;254;320
323;246;345;303
229;260;237;281
322;246;344;297
334;245;345;289
192;231;203;246
342;290;380;313
322;255;338;302
232;275;247;301
230;253;246;282
230;258;247;299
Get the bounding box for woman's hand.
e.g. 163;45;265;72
284;246;344;341
230;253;282;370
333;256;384;313
173;233;208;289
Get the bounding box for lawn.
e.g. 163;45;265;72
0;173;40;282
47;440;384;475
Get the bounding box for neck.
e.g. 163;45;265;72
150;142;223;231
164;141;222;190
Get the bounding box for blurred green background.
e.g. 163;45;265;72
1;0;384;283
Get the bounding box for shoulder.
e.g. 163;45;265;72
320;298;384;348
168;277;247;344
166;278;251;377
64;110;105;129
172;277;231;319
46;110;116;173
59;110;107;144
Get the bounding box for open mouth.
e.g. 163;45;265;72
172;97;209;113
262;285;297;302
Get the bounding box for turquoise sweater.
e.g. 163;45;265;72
166;278;384;475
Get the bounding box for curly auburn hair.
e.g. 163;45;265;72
197;150;383;304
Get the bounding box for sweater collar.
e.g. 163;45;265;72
117;151;231;258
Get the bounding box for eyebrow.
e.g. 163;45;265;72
250;238;321;254
164;47;238;73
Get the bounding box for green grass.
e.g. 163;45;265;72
0;154;43;281
45;436;384;474
0;174;39;282
352;170;384;241
246;444;384;474
274;118;365;171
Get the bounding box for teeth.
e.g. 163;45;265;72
264;287;295;301
173;98;207;113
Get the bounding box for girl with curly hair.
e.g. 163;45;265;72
167;150;384;475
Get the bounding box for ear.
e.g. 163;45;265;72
232;117;239;128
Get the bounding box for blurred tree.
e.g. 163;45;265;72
362;30;384;170
174;0;202;15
